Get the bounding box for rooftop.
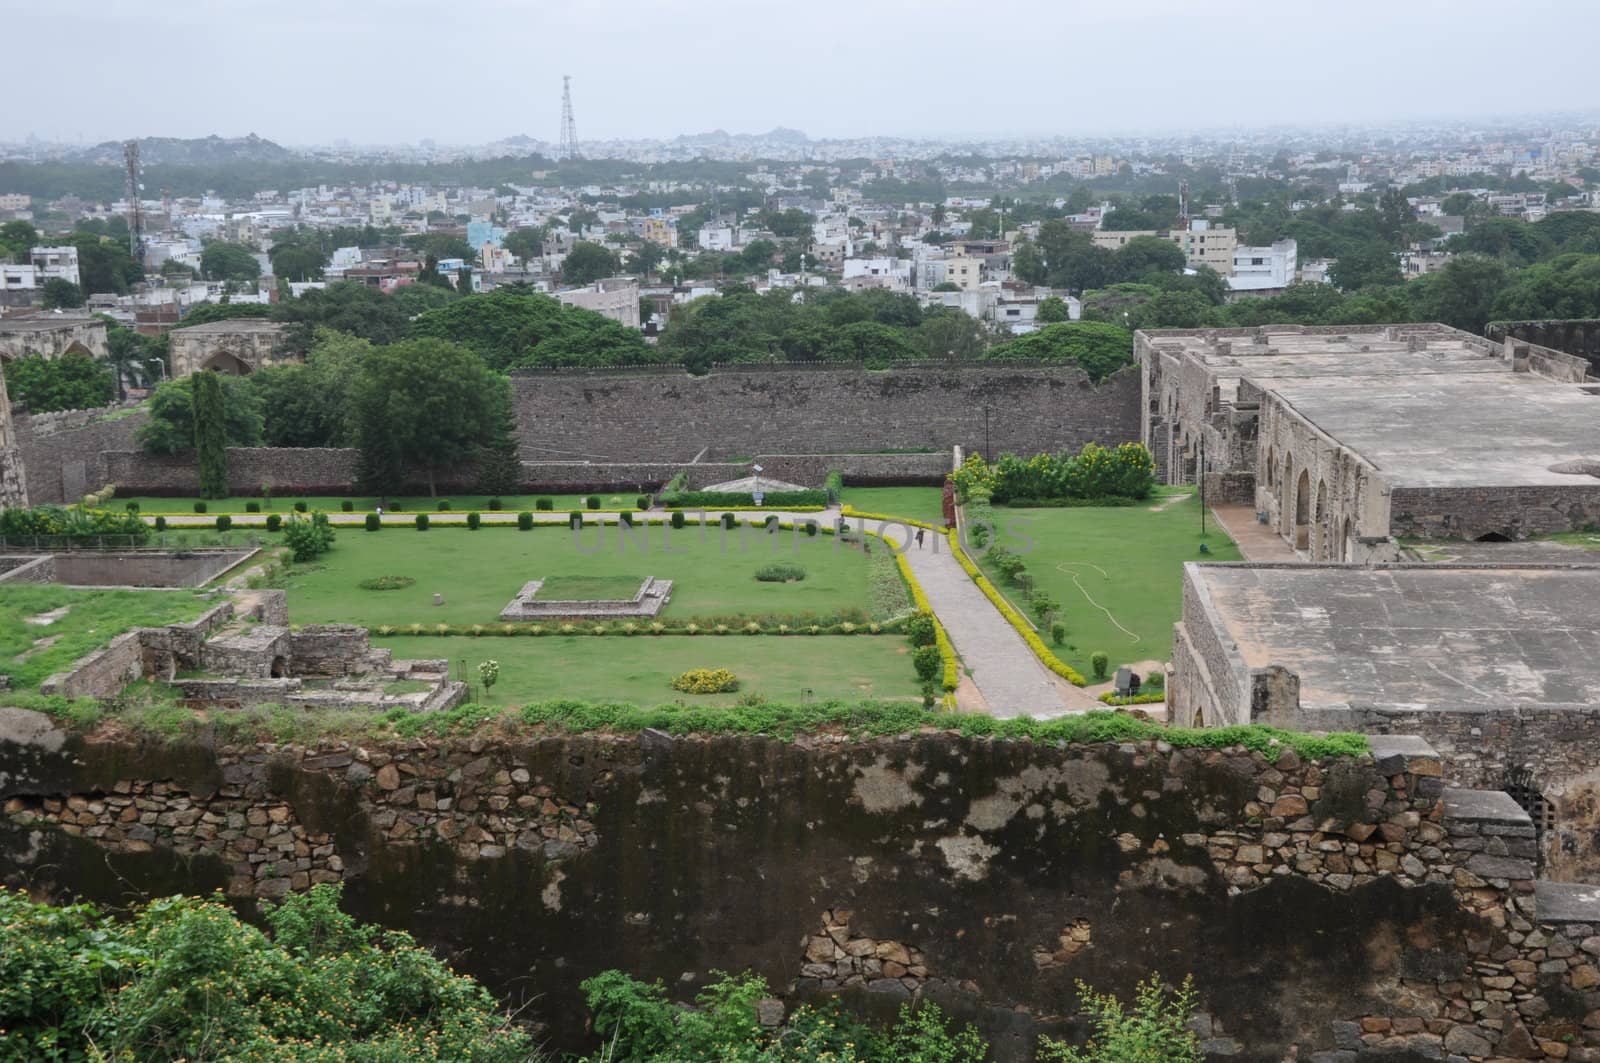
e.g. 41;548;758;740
1189;562;1600;711
171;318;286;335
0;315;103;333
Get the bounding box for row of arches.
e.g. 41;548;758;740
1264;445;1353;561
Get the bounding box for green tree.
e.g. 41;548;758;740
248;329;369;447
103;322;151;399
192;370;229;499
2;352;114;412
66;233;143;295
40;277;84;309
914;308;991;358
1451;217;1551;266
982;321;1134;382
1487;252;1597;322
352;337;501;495
1376;186;1411;247
137;375;263;455
762;208;816;239
818;320;922;364
1035;295;1072;323
563;240;621;285
0;220;38;261
179;301;274;327
475;378;523;495
1012;238;1047;285
409;288;655;371
1327;242;1403;290
502;225;547;262
273;280;411;345
1129;290;1220;330
268;240;326;281
200;241;263;283
1113;236;1186;282
403;232;475;262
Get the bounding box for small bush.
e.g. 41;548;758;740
415;513;430;531
585;495;600;510
294;501;307;513
341;500;354;512
568;511;584;529
466;511;481;530
763;515;779;530
517;511;534;530
389;501;404;512
154;516;167;531
905;612;936;648
636;495;650;510
245;501;260;513
535;497;553;511
670;668;739;694
487;497;503;511
1090;651;1110;680
359;575;415;591
620;511;635;527
720;512;736;529
265;514;282;532
436;499;451;511
215;514;232;531
124;501;140;513
670;510;686;529
754;562;806;582
912;645;942;682
193;501;207;514
364;513;381;532
803;521;818;537
1051;620;1066;645
1146;670;1165;690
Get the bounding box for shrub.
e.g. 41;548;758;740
265;513;282;532
294;500;308;513
341;499;354;512
803;520;818;537
487;497;503;510
517;511;533;530
912;645;942;682
154;516;167;531
720;512;736;529
568;511;584;529
535;497;553;510
620;511;635;527
1051;620;1066;645
245;501;260;513
364;513;381;532
585;495;600;510
636;495;650;510
1090;651;1110;680
193;501;207;514
670;668;739;694
754;562;805;582
905;611;936;648
437;499;451;511
1146;670;1165;690
415;513;430;530
466;511;481;530
123;501;140;513
824;469;844;503
390;501;404;512
283;512;336;561
359;575;415;591
670;510;686;529
215;514;232;531
1038;975;1202;1063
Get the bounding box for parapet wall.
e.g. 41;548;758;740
14;403;148;505
4;723;1598;1061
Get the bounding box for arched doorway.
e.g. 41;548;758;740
1340;517;1353;561
1280;454;1294;535
200;349;253;375
1292;470;1311;550
1313;481;1328;558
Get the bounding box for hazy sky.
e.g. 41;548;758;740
6;0;1598;145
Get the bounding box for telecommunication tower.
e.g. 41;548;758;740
123;139;145;263
559;75;580;161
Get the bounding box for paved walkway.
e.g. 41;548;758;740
1209;504;1300;562
147;505;1096;718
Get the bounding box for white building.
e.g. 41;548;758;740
697;226;737;252
1227;239;1297;295
30;246;80;287
557;276;641;329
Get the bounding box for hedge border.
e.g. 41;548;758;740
1097;691;1167;705
895;552;959;693
839;505;943;531
945;528;1087;686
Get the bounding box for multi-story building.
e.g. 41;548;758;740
1227;239;1297;296
1093;220;1236;274
942;254;984;292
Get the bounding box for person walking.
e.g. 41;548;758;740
915;528;925;549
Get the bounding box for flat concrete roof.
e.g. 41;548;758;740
171;319;284;334
1190;563;1600;711
0;315;103;333
1272;374;1600;487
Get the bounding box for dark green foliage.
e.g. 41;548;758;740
516;511;534;530
535;497;554;511
636;495;650;510
267;514;283;532
825;470;844;503
670;510;686;529
563;240;621;285
475;381;524;495
720;512;736;529
467;511;481;530
436;499;451;511
988;443;1157;503
2;352;114;412
1090;651;1110;680
408;288;655;371
341;500;353;512
983;322;1135;383
586;495;600;509
283;512;335;561
138;375;262;456
0;884;537;1062
912;645;942;681
293;500;307;513
215;514;232;531
245;501;260;512
905;611;936;648
193;501;207;514
414;513;429;530
200;240;262;282
487;497;503;510
568;511;584;528
154;516;166;531
364;513;381;531
0;506;148;544
620;511;635;527
754;562;805;582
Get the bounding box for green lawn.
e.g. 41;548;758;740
0;585;211;690
537;575;646;600
375;634;918;706
282;525;889;627
977;491;1241;676
118;493;654;515
843;486;948;526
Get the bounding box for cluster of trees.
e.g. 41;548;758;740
1012;222;1190;292
1;319;163;412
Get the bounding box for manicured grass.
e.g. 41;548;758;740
116;493;652;515
282;525;883;627
976;490;1241;676
0;585;211;690
843;486;948;526
375;634;918;706
537;575;645;600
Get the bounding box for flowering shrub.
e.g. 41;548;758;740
971;442;1158;504
670;667;740;694
949;453;995;502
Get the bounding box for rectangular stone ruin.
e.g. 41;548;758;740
498;576;673;621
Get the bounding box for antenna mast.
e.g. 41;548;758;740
123;139;145;263
559;75;580;161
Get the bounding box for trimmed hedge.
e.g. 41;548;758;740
364;513;381;532
947;528;1086;685
266;514;282;532
517;511;534;530
896;553;958;692
1098;691;1168;705
414;513;429;530
466;511;481;530
215;515;232;531
840;506;940;530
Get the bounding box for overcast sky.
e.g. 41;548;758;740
6;0;1598;146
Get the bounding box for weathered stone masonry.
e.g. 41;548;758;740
6;723;1600;1061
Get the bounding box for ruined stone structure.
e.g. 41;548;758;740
498;577;672;620
6;723;1600;1062
510;362;1140;464
1136;324;1600;557
14;402;148;505
1490;319;1600;379
0;315;113;507
1172;561;1600;878
167;318;294;376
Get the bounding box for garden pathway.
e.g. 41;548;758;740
144;506;1095;718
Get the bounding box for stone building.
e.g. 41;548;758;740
1137;323;1600;557
167;318;293;376
1171;560;1600;876
0;315;111;506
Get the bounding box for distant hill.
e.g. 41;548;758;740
673;127;810;147
72;134;296;166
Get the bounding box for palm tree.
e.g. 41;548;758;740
102;324;149;400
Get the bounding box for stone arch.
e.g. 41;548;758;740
61;340;94;358
200;349;253;375
1313;480;1329;558
1264;446;1276;488
270;655;288;678
1279;454;1295;535
1292;469;1311;550
1191;706;1205;729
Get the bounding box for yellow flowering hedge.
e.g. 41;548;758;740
839;505;942;530
896;552;960;692
945;529;1087;686
670;668;741;694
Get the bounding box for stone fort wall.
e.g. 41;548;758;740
14;403;149;505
